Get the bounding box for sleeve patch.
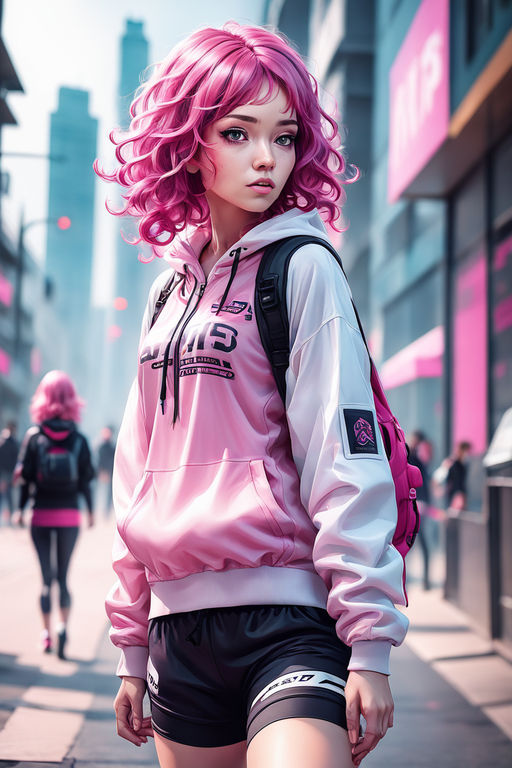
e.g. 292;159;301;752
342;408;380;456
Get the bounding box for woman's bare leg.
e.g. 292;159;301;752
247;718;354;768
154;732;246;768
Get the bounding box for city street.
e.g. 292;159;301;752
0;517;511;768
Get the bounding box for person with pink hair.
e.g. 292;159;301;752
96;22;408;768
16;370;95;659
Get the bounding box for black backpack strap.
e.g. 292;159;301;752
255;235;371;403
149;272;181;330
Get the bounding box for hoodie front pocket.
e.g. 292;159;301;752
121;459;290;580
249;459;294;564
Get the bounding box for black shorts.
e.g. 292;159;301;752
147;604;351;748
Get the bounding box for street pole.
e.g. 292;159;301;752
13;214;70;355
13;209;25;356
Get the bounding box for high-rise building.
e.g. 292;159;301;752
119;19;149;131
107;19;163;426
45;87;98;397
0;0;25;424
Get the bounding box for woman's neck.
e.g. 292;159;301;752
202;194;260;267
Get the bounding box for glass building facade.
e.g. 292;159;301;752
264;0;512;640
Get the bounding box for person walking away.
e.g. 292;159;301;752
408;430;433;590
16;370;95;658
0;421;20;525
96;426;116;518
446;441;472;511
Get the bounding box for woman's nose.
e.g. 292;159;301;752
253;144;275;170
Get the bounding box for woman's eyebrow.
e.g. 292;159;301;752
223;113;298;127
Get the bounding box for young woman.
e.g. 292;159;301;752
16;370;95;659
96;22;409;768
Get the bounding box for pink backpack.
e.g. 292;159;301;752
368;369;423;602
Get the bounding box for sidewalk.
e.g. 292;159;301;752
0;514;121;763
0;520;511;766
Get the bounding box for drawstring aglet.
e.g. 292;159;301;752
160;399;165;415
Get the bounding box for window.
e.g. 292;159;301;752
493;134;512;228
383;268;443;359
465;0;494;62
454;166;485;258
385;204;411;260
491;231;512;431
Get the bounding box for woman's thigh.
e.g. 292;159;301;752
55;526;79;579
247;718;353;768
30;526;53;584
154;732;246;768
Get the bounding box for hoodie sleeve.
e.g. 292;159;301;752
285;243;409;676
105;268;173;679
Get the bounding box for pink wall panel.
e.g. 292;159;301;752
388;0;450;203
453;251;487;453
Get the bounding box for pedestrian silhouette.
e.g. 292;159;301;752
16;370;95;658
95;426;116;518
445;441;472;510
408;430;433;590
0;421;19;525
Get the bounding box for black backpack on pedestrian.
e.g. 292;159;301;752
35;431;82;490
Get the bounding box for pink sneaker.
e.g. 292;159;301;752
41;632;52;653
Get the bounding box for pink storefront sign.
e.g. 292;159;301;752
0;347;10;376
0;272;13;306
388;0;450;203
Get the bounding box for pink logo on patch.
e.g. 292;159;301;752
354;418;375;447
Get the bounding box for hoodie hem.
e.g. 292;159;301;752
149;566;329;618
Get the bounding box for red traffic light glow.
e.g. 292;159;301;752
57;216;71;230
114;297;128;311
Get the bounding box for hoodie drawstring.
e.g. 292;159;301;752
172;275;203;425
159;269;197;415
216;248;242;315
161;246;244;424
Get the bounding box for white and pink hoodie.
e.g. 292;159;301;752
106;208;409;679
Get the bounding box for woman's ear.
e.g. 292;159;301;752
186;160;200;174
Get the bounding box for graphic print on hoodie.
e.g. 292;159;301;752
107;208;409;680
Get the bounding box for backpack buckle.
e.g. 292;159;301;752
259;275;279;309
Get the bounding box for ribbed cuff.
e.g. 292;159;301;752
115;645;149;679
348;640;392;675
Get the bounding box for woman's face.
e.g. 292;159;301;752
193;85;298;217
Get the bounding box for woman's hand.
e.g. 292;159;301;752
114;676;154;746
345;669;394;766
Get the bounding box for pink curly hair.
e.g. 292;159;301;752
30;370;84;424
94;21;353;257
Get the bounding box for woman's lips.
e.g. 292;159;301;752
248;183;274;195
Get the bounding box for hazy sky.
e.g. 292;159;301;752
3;0;265;304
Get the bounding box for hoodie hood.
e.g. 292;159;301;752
158;208;333;285
40;418;77;442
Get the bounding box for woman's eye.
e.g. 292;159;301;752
276;134;296;146
221;129;246;142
